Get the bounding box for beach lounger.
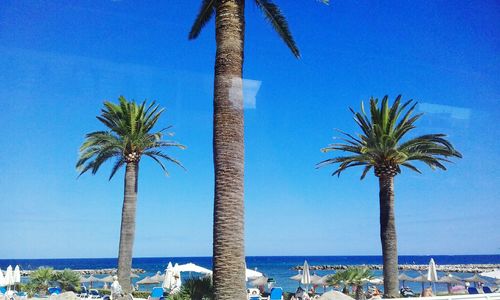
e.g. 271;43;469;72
88;289;101;299
78;285;89;298
268;287;284;300
0;287;6;294
16;291;28;300
148;287;164;300
482;286;492;294
467;287;479;294
48;287;62;295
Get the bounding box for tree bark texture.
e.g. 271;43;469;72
212;0;247;299
379;176;399;298
117;162;138;294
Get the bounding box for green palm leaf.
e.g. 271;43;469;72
254;0;300;58
317;95;461;179
76;96;185;180
189;0;216;40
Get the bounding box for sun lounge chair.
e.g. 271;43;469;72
88;289;101;299
0;287;6;295
16;291;28;300
482;286;492;294
148;287;164;300
78;285;89;298
467;287;479;294
48;287;62;295
268;287;284;300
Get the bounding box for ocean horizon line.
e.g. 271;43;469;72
2;254;500;261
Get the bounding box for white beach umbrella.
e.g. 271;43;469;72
4;266;14;289
246;268;263;281
481;269;500;280
427;258;438;282
174;263;212;275
163;262;175;290
0;268;6;287
13;266;21;284
301;261;311;289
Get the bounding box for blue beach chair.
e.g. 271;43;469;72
48;287;62;295
467;287;479;294
16;291;28;300
148;287;164;300
268;287;284;300
483;286;492;294
0;287;7;294
88;289;101;299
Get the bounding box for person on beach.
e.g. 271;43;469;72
111;276;123;300
422;287;434;297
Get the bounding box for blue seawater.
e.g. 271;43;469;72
1;255;499;294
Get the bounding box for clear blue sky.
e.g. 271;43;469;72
0;1;499;259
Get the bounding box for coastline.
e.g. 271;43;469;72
293;264;500;273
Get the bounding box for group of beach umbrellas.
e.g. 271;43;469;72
0;266;21;289
80;273;139;288
133;261;265;294
135;262;214;292
286;259;500;295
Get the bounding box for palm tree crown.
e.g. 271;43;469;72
189;0;301;57
76;96;185;179
327;267;373;287
317;95;462;178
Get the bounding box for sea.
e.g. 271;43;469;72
1;255;499;294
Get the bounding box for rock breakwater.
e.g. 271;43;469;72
292;264;500;273
20;268;145;276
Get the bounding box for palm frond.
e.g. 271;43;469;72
144;150;187;171
77;96;185;179
189;0;216;40
254;0;300;58
318;95;461;179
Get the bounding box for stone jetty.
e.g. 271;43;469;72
20;268;145;276
292;264;500;273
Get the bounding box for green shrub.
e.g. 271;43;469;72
175;277;213;300
29;267;57;295
131;291;150;298
98;289;111;296
54;269;81;291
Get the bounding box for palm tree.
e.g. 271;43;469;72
188;1;307;299
318;95;461;298
76;96;185;293
327;267;373;300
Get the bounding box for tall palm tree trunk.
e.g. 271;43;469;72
212;1;247;299
379;176;399;298
117;162;138;293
